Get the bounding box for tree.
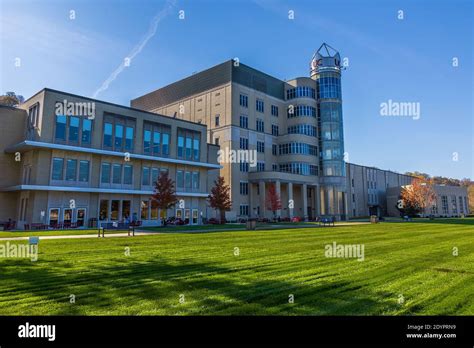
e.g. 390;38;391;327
398;179;436;217
266;183;282;220
0;92;24;107
207;176;232;224
151;171;178;225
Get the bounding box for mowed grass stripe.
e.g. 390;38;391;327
0;220;472;315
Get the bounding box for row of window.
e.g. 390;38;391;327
55;115;92;145
49;207;87;226
239;115;279;136
144;123;170;156
321;123;342;141
279;163;318;176
101;163;134;185
176;170;200;189
52;158;90;182
287;124;318;137
103;116;135;152
177;129;200;161
286;86;316;100
317;76;341;99
239;94;279;117
55;115;200;162
322;147;343;160
287;105;317;118
279;143;318;156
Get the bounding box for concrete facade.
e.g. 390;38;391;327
345;163;413;218
132;44;347;220
387;185;470;218
0;89;220;228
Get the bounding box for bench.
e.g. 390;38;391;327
319;216;335;227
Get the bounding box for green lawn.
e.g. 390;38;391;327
0;219;472;315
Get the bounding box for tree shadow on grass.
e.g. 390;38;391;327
0;256;407;316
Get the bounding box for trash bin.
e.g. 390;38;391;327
370;215;378;224
246;219;257;230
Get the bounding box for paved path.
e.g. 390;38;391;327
0;222;371;241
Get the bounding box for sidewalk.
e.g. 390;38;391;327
0;221;370;241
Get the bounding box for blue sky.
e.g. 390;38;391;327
1;0;472;179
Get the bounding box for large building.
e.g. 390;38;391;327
0;89;220;228
132;43;348;220
1;44;469;228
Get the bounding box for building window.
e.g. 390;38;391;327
459;196;464;214
103;122;113;147
239;162;249;172
239;137;249;150
101;163;111;183
176;170;184;188
112;164;122;184
69;117;79;142
78;160;90;182
82;119;92;144
271;124;279;136
240;94;248;108
240;115;248;129
256;119;264;132
144;123;170;156
257;141;265;153
279;163;318;176
287;105;317;118
214;137;219;146
185;171;192;189
141;200;149;220
65;159;77;181
317;76;341;99
124;165;133;185
101;116;135;151
256;99;264;113
52;158;64;180
99;200;109;221
257;162;265;172
441;195;448;215
177;128;200;161
142;167;150;186
192;172;200;189
55;115;67;141
151;168;159;185
279;143;318;156
451;196;458;214
287;124;317;137
272;164;278;171
28;103;40;128
272;144;277;156
240;205;249;216
271;105;279;117
111;200;120;220
240;181;249;195
215;114;220;126
286;86;316;100
49;208;60;226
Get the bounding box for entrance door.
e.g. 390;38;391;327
76;208;86;227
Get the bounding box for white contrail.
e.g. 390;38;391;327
93;0;176;98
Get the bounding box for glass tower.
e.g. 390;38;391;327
311;43;347;219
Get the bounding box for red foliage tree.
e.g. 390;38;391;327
207;176;232;224
151;171;178;225
266;183;282;219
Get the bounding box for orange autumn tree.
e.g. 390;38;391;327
208;176;232;224
266;183;282;219
399;178;436;217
